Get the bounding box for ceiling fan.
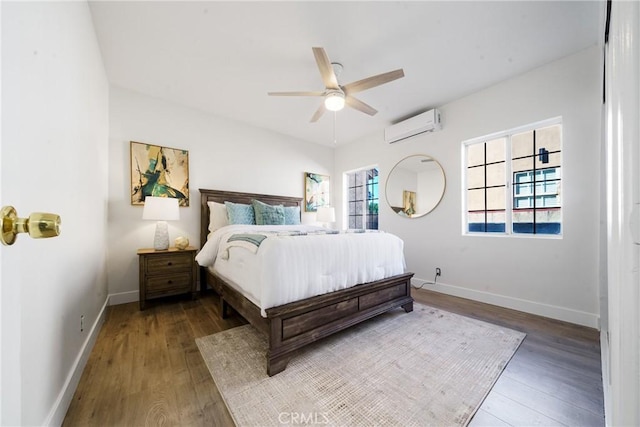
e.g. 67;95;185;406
268;47;405;123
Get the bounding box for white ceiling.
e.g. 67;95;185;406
88;1;601;146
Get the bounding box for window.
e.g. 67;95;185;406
346;167;379;230
463;118;562;236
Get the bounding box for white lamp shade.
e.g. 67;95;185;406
142;197;179;251
324;92;345;111
317;206;336;223
142;196;180;221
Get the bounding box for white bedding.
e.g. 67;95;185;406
195;224;406;316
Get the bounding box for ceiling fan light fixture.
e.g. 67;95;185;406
324;91;345;111
268;47;404;123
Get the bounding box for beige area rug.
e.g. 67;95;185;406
196;304;525;426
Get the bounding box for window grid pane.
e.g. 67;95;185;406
466;138;506;233
366;169;379;230
510;126;562;235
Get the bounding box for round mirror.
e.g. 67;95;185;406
385;155;446;218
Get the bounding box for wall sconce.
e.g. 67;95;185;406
142;196;179;251
0;206;61;246
316;206;336;228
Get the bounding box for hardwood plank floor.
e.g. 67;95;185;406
410;290;604;426
63;289;604;426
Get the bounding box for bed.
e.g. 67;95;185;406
198;188;414;376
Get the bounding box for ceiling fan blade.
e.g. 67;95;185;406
310;103;326;122
268;91;324;97
343;69;405;95
345;96;378;116
312;47;339;90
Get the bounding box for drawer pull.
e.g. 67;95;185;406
167;262;173;266
168;280;173;284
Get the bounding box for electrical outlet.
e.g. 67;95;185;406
80;315;84;332
436;267;442;277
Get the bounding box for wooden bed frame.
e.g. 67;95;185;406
199;188;414;376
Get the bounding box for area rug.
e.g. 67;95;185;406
196;303;525;426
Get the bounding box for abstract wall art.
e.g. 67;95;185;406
130;141;189;206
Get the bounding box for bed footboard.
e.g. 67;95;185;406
264;272;414;376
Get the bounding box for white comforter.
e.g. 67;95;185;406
195;224;406;316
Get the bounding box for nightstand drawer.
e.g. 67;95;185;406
146;273;193;298
146;254;192;274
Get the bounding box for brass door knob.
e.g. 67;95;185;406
1;206;61;246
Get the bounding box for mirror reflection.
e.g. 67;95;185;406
385;155;446;218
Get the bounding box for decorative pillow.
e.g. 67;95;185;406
225;201;256;225
252;199;285;225
208;201;229;232
283;206;301;225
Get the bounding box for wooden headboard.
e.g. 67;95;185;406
199;189;303;247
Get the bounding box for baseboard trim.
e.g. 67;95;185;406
413;278;600;329
600;328;611;426
43;297;108;426
108;290;138;305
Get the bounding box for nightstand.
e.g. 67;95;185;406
137;246;199;310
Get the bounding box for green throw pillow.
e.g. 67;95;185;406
225;201;255;225
252;199;285;225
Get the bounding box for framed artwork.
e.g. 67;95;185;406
403;190;416;215
305;172;330;212
130;141;190;206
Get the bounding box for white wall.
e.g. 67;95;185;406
1;2;109;425
107;87;333;301
0;0;3;421
335;46;602;327
602;1;640;425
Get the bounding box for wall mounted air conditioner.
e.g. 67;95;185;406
384;108;441;144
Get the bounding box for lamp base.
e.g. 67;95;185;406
153;221;170;251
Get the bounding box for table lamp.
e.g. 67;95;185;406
317;206;336;228
142;196;180;250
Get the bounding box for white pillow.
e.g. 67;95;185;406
208;201;229;232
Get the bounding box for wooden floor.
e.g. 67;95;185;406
63;289;604;426
412;290;605;427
